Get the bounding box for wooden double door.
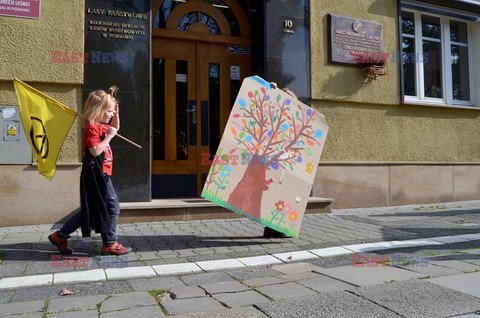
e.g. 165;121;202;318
152;38;250;197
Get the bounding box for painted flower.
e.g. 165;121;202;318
283;203;292;214
289;211;298;222
275;200;285;211
220;165;232;178
306;109;312;117
245;135;253;143
280;123;289;131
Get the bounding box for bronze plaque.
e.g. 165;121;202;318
328;13;383;64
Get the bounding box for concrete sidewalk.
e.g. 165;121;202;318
1;200;480;317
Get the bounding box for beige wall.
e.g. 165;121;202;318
0;1;85;227
0;0;85;163
310;0;480;163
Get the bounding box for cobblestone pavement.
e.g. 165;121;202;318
0;200;480;317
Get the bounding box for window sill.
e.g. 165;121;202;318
402;100;479;110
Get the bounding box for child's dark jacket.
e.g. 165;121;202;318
80;149;111;237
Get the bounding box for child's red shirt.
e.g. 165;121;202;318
83;123;113;175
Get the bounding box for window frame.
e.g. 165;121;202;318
401;8;475;108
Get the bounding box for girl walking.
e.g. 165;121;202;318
49;87;131;255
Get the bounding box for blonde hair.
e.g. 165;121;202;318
82;86;118;126
282;88;297;100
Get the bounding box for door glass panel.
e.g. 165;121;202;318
209;63;220;156
153;58;165;160
230;75;241;109
176;60;189;160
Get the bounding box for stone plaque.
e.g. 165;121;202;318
84;0;151;202
328;13;383;64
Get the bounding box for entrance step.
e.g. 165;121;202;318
119;197;334;223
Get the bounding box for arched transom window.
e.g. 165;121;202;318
152;0;250;37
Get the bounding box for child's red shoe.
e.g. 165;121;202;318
101;242;131;255
48;231;73;255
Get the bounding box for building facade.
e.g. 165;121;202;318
1;0;480;226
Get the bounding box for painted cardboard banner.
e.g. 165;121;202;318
202;76;329;237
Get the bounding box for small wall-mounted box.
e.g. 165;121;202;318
0;106;32;164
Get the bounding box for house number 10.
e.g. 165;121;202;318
284;19;293;28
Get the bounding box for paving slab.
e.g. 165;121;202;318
212;290;270;307
429;259;480;272
168;285;205;299
297;275;356;293
0;300;44;317
100;305;164;318
255;281;317;300
352;280;480;318
200;280;249;294
429;272;480;298
48;294;107;313
179;272;235;286
276;271;324;281
397;263;462;277
72;280;133;297
10;284;73;303
48;310;98;318
128;276;185;292
242;276;287;288
316;264;423;286
100;291;158;313
160;296;224;316
171;306;268;318
256;291;402;318
271;262;323;275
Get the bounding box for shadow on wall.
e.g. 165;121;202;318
320;66;370;100
367;0;399;17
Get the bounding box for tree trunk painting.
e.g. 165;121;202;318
227;162;272;219
202;76;328;237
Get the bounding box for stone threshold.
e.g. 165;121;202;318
119;197;334;223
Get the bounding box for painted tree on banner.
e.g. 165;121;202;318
226;86;324;218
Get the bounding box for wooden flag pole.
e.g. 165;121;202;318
112;133;142;149
77;113;142;149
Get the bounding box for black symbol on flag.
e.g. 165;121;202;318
30;117;49;159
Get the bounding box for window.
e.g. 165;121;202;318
401;8;473;107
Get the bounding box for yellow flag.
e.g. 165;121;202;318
13;79;77;179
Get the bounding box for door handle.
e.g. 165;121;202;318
187;103;196;124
